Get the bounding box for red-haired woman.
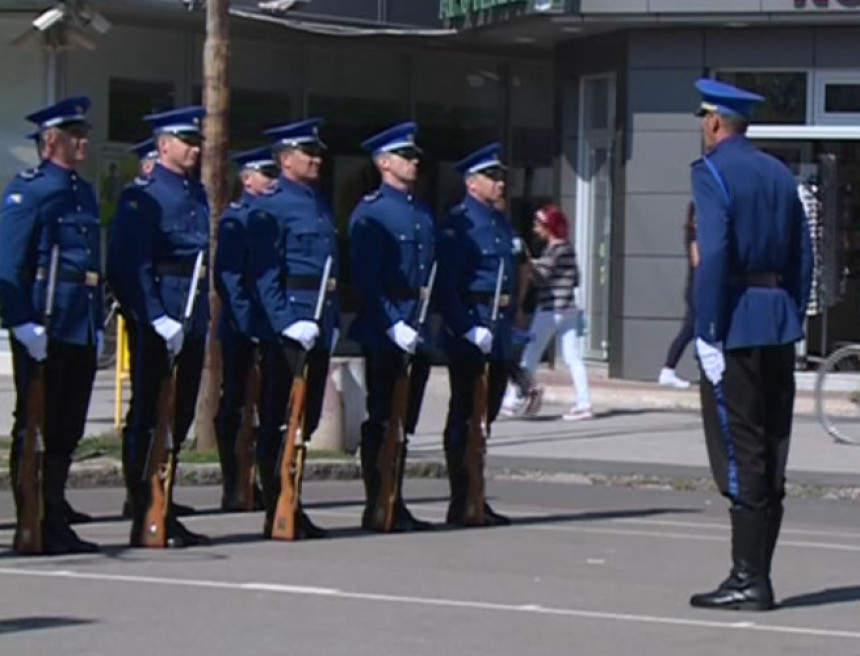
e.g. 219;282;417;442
511;204;592;420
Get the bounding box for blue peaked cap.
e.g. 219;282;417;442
130;138;158;161
695;78;764;120
143;105;206;136
264;118;326;149
230;145;276;171
361;121;422;157
453;142;506;177
25;96;91;131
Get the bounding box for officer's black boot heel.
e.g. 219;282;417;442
690;507;775;611
392;446;432;532
43;456;98;554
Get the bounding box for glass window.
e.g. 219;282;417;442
191;86;292;151
824;84;860;114
714;71;807;124
509;62;555;251
413;53;503;217
108;78;175;143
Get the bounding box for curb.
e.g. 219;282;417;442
1;458;859;502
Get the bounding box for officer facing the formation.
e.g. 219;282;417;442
689;79;813;611
348;122;434;533
247;119;340;540
109;106;211;548
0;97;104;554
435;143;515;527
107;136;159;519
213;146;277;511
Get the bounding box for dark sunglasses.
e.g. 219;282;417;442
295;143;325;158
389;147;421;161
479;167;506;182
173;132;204;147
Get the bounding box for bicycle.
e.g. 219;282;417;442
814;342;860;444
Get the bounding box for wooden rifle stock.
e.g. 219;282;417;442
234;362;260;511
141;372;175;548
464;259;505;526
139;249;204;548
15;244;59;553
371;356;410;532
272;351;308;540
271;254;332;540
15;367;45;554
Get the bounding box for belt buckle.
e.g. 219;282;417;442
198;264;207;278
327;278;337;292
498;294;510;308
85;271;99;287
419;286;430;302
35;267;47;281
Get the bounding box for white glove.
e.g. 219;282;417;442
96;330;104;361
152;315;184;356
386;320;419;354
283;320;319;351
330;327;340;355
12;322;47;362
464;326;493;355
696;338;725;386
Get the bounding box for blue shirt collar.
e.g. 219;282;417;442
380;182;412;202
152;161;195;188
278;174;315;197
42;160;78;179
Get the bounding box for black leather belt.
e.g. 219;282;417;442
284;275;337;292
730;272;781;287
36;267;100;287
154;260;207;278
467;291;511;308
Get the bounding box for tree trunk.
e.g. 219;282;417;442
195;0;230;450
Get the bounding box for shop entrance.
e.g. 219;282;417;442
750;134;860;364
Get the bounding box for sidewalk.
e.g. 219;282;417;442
1;362;858;498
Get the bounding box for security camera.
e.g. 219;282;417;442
32;7;66;32
78;6;111;34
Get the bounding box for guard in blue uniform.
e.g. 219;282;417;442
0;97;104;554
214;146;277;511
107;136;158;520
246;119;340;540
689;79;813;610
436;143;515;527
348;122;434;532
109;106;211;548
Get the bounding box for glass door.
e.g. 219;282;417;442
576;73;615;360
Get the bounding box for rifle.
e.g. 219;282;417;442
140;250;204;548
14;245;59;554
464;259;505;526
272;255;333;540
234;354;261;511
371;262;437;532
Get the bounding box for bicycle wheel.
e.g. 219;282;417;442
815;344;860;445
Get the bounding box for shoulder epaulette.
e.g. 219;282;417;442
450;203;467;217
363;190;381;203
133;176;153;187
17;167;42;181
228;200;244;210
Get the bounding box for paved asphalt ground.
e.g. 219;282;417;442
2;481;860;655
3;363;860;654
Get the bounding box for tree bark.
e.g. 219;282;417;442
195;0;230;450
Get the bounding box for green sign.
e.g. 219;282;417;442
439;0;528;20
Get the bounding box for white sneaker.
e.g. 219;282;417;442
500;401;521;418
658;367;691;389
563;406;593;421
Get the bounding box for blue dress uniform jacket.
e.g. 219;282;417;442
214;192;258;340
436;194;516;361
246;176;339;347
0;161;103;345
110;163;210;337
692;135;813;349
347;183;434;350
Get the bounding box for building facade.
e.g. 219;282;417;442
1;0;859;379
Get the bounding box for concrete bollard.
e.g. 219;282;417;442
308;357;365;455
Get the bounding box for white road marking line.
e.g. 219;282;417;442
1;567;859;641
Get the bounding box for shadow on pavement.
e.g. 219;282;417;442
0;616;95;635
779;585;860;609
507;505;700;528
489;422;704;449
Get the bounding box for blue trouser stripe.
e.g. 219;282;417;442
713;382;740;501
